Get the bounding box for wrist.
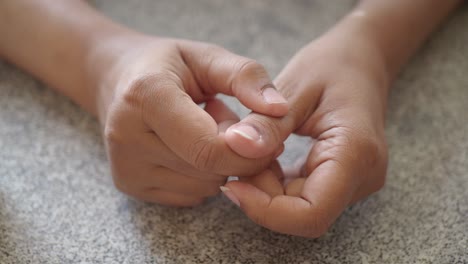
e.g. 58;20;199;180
337;0;460;81
300;17;391;98
327;14;392;84
83;27;148;124
290;22;391;124
338;10;400;81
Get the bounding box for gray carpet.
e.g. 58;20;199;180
1;1;467;263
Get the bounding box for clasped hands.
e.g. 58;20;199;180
97;33;388;237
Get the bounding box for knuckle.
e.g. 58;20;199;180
112;174;132;196
203;43;226;55
197;44;226;77
124;72;179;107
360;137;381;165
353;133;388;174
325;126;388;169
187;135;220;172
122;75;153;107
102;105;129;147
238;58;262;73
103;125;124;146
325;126;389;196
230;58;266;95
236;59;267;81
123;72;184;126
374;172;387;192
302;212;332;238
235;161;269;177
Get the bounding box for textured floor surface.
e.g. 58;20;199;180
1;1;467;263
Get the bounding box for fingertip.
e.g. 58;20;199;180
262;103;289;117
204;98;241;133
285;177;306;197
232;61;288;117
224;125;271;159
204;98;240;124
220;186;240;207
260;87;289;117
224;180;271;207
225;181;330;237
240;87;289;117
240;168;284;197
262;87;288;105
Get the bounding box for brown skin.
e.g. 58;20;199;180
92;36;289;206
0;0;460;235
0;0;288;207
223;0;461;237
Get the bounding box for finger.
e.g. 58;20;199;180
224;74;324;159
239;161;284;197
129;188;205;207
106;128;223;181
285;177;306;197
282;155;307;185
269;159;285;180
349;169;386;205
138;74;272;176
222;181;328;237
105;106;242;182
148;166;225;197
223;157;359;238
204;98;240;133
178;41;288;117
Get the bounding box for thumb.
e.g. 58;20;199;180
139;74;273;177
203;97;239;133
224;76;323;159
178;41;288;117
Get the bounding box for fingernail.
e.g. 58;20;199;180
231;124;261;142
220;186;240;207
262;87;288;105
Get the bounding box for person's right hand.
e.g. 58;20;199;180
90;34;288;206
222;31;389;237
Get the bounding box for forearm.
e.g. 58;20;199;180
276;0;460;130
341;0;461;79
0;0;132;115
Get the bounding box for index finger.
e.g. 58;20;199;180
133;74;274;176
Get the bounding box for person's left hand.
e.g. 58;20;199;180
221;33;389;237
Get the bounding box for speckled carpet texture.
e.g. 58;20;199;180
1;1;467;263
